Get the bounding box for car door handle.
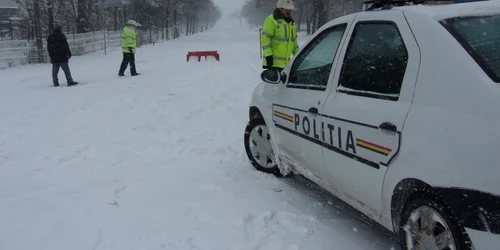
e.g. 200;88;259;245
308;107;318;114
379;122;397;132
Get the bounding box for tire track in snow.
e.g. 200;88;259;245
84;205;103;250
282;175;400;249
242;210;316;250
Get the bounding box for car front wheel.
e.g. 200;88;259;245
399;190;472;250
244;118;280;175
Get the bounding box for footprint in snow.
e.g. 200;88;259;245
107;184;127;207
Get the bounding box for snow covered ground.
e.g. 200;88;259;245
0;17;400;250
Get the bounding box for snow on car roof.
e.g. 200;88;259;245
395;1;500;20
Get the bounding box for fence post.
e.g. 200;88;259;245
72;31;76;48
150;29;153;45
103;30;107;55
34;0;44;63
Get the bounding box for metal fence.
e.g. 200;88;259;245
0;28;167;69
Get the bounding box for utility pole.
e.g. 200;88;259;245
34;0;44;63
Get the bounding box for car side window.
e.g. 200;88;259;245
338;22;408;101
288;24;347;89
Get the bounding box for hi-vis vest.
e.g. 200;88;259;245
261;14;300;68
122;26;137;53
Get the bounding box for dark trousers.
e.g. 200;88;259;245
119;53;137;75
52;62;74;85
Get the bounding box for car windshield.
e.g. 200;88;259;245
442;14;500;82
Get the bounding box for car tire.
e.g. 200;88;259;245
244;118;281;176
399;189;473;250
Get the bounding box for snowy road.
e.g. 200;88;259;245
0;18;399;250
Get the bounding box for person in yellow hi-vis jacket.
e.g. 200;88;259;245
261;0;299;71
118;20;140;76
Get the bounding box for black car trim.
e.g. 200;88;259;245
337;89;400;101
434;187;500;235
273;103;380;129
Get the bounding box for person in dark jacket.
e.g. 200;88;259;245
47;25;78;87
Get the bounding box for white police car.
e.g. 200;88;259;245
244;0;500;249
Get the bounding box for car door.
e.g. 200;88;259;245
320;12;420;212
272;22;350;179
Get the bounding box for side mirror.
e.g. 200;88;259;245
260;69;282;84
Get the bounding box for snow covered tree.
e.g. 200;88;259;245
17;0;221;40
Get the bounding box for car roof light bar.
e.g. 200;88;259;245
363;0;453;11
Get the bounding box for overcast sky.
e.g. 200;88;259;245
212;0;248;16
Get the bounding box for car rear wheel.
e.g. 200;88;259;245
399;190;472;250
244;118;280;175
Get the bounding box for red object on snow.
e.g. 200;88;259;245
186;51;220;62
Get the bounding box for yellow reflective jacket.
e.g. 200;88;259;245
261;11;300;68
122;26;136;53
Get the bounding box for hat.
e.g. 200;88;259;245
127;20;140;26
277;0;295;10
54;25;62;32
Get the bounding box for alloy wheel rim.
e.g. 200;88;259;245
248;124;276;168
403;205;457;250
